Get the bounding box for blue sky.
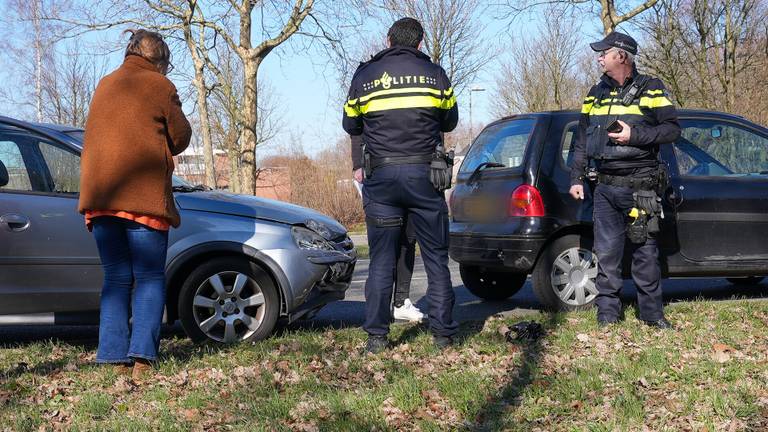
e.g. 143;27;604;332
257;11;540;157
0;3;608;159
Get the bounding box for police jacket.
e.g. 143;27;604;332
342;46;458;160
570;68;681;185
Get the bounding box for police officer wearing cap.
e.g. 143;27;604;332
570;32;681;329
343;17;459;353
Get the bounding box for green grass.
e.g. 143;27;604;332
1;300;767;430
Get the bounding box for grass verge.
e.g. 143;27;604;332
1;300;767;431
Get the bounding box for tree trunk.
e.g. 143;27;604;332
228;134;240;193
238;59;260;195
186;51;216;188
192;70;217;188
33;0;43;122
599;0;615;34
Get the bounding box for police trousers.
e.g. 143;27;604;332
362;164;458;337
593;183;664;321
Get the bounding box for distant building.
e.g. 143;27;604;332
174;147;292;199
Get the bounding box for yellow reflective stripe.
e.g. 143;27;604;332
444;94;457;109
344;103;361;118
360;95;455;114
589;104;643;115
581;102;594;114
357;87;444;104
444;87;454;96
639;96;672;108
645;89;664;96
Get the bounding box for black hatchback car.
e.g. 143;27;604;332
449;110;768;310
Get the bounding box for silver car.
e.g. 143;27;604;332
0;116;356;343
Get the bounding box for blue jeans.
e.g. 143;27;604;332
92;216;169;363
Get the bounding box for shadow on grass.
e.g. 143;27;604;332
0;358;70;381
470;312;564;431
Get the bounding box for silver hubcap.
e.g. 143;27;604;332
192;271;266;343
550;247;599;306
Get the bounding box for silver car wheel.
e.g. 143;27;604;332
192;271;266;343
550;247;599;307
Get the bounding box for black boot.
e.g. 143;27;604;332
641;318;673;330
433;335;453;350
365;335;389;354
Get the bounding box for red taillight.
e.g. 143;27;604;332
509;185;545;217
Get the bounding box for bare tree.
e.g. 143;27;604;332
41;45;108;127
380;0;493;93
638;0;768;122
1;0;70;122
208;44;284;194
499;0;659;34
44;0;363;195
492;8;588;116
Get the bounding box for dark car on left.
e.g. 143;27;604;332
0;116;356;343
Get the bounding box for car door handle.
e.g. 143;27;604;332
0;213;31;232
668;185;684;207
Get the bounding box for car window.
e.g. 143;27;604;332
39;141;80;193
561;122;579;167
676;119;768;176
0;139;33;191
459;118;536;174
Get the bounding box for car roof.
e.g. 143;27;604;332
0;115;82;133
489;109;748;125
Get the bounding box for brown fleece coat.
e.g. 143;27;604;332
78;55;192;227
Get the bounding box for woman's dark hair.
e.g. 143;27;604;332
387;18;423;48
123;29;172;72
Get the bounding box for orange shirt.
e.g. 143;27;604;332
84;210;170;232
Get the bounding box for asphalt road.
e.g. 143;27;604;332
2;258;767;346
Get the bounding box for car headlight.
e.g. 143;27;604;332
305;219;334;240
292;226;334;251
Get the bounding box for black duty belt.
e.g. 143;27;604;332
370;154;433;170
598;173;657;190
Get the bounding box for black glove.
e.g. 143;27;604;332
429;150;454;192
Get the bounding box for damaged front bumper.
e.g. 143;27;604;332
288;242;357;323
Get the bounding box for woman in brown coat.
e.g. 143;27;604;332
78;29;191;379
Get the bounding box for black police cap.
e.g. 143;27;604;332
590;32;638;55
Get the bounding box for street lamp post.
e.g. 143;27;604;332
468;86;486;146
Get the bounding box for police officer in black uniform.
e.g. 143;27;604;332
570;32;681;329
343;17;459;353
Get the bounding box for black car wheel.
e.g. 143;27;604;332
726;277;765;285
179;257;279;344
532;234;598;311
459;265;526;300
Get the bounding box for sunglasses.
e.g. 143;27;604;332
598;48;618;58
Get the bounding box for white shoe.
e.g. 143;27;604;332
393;299;425;322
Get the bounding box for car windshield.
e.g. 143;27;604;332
459;118;537;174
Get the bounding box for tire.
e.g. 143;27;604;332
532;234;598;311
726;277;765;286
459;265;526;300
179;257;280;344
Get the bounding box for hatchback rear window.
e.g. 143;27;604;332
459;118;536;174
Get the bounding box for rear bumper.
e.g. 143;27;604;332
449;233;547;272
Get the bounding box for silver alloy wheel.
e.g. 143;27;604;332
191;271;266;343
550;247;599;307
